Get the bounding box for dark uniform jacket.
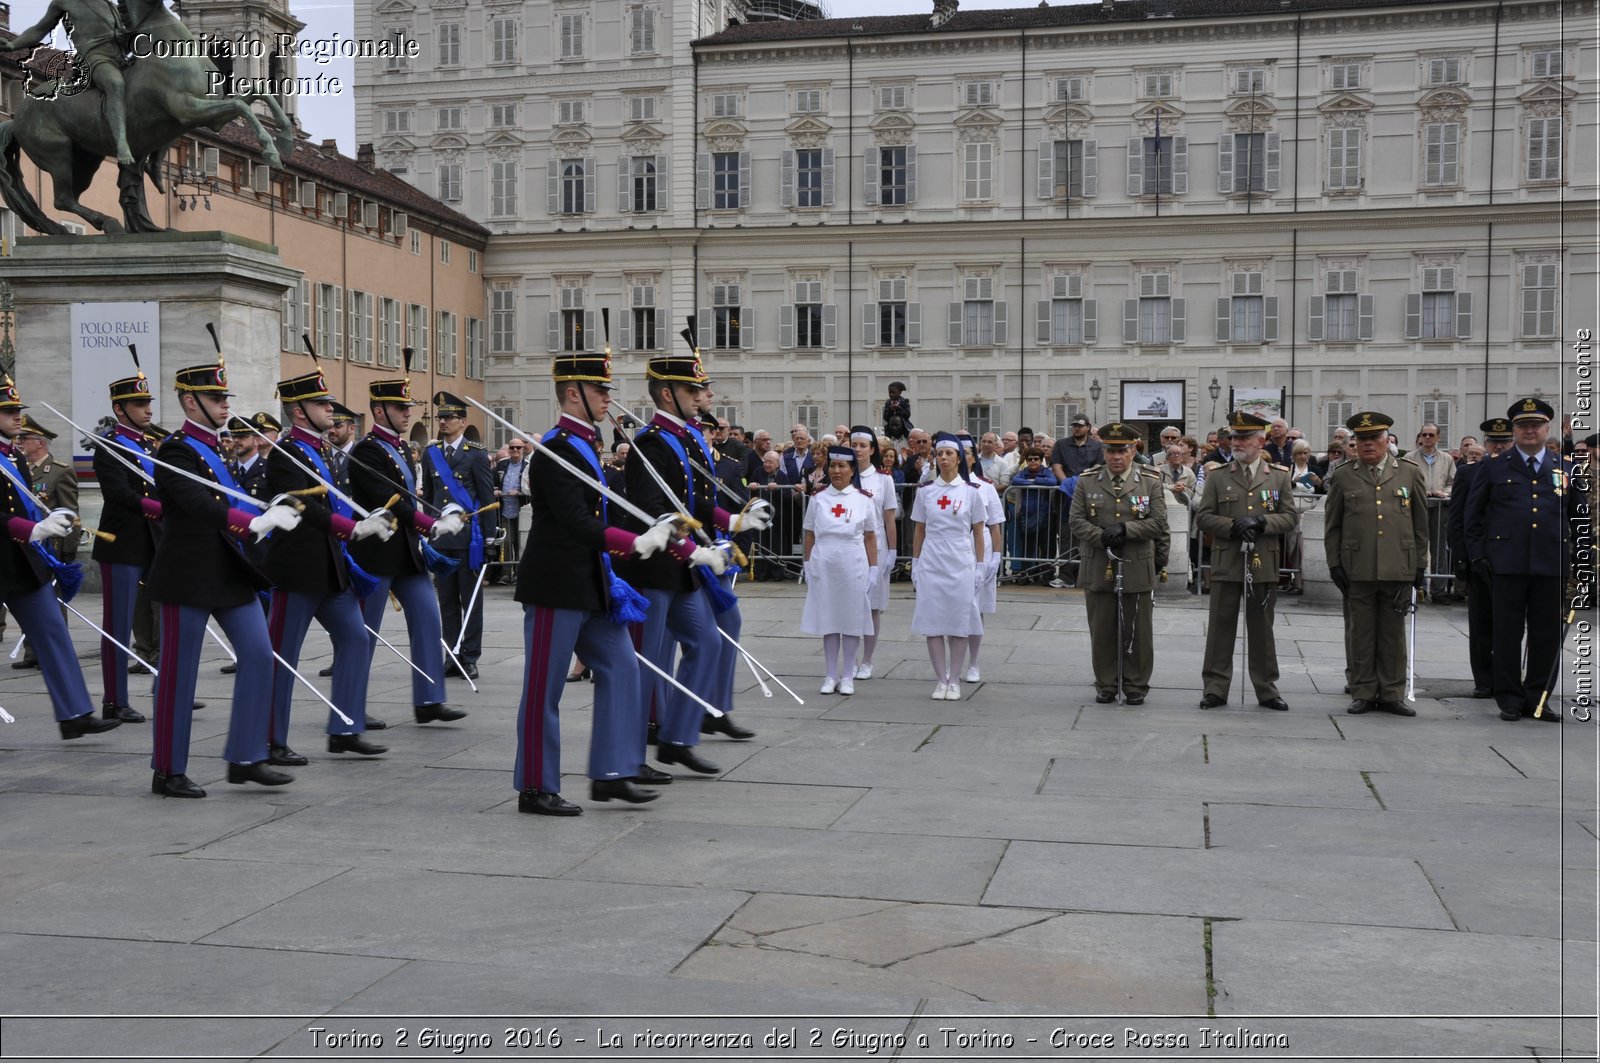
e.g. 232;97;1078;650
1464;449;1574;578
144;423;268;610
421;437;499;554
0;440;52;595
518;415;631;614
1068;464;1169;593
262;427;355;595
1446;460;1485;573
348;427;431;578
1324;455;1431;582
91;424;160;567
1193;458;1301;582
613;412;718;594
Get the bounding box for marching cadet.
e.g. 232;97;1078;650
1194;411;1301;711
514;352;702;815
262;370;396;766
1464;398;1572;723
14;414;78;673
1324;411;1430;717
689;409;757;740
347;367;468;727
0;376;120;741
147;361;304;798
422;391;498;682
1447;417;1514;698
1068;423;1168;705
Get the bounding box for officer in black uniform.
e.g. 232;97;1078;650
421;392;499;681
1447;416;1513;698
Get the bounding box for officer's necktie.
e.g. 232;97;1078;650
1526;454;1538;476
1111;474;1124;495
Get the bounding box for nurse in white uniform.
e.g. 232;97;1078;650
910;434;986;701
850;425;897;680
962;437;1006;683
801;446;878;694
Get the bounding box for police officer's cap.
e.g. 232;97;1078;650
433;391;468;418
329;401;358;424
1479;416;1513;441
225;415;251;434
1226;410;1271;435
1508;396;1554;424
1345;410;1395;437
1098;421;1141;448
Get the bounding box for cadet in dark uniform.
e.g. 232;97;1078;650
147;362;303;797
1447;417;1514;698
422;392;498;681
15;414;78;673
1464;398;1572;723
1324;411;1431;717
1194;411;1301;711
0;376;119;741
1068;422;1168;704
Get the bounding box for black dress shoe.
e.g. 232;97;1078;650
318;665;334;677
632;764;673;785
1198;693;1225;710
463;661;479;680
1346;699;1374;714
444;660;465;679
656;742;720;775
365;716;388;730
1376;700;1416;717
1343;683;1352;695
220;662;237;674
1472;687;1493;699
128;660;152;675
1528;707;1564;723
1499;707;1522;721
1259;697;1290;712
1095;691;1117;704
192;701;206;711
415;703;467;723
226;761;294;786
701;713;756;739
102;703;147;723
327;733;389;755
590;779;660;804
566;667;592;683
60;713;122;740
518;790;582;816
268;744;308;767
1123;693;1145;706
11;659;39;670
151;771;205;798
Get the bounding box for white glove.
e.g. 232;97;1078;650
352;510;395;542
985;553;1002;581
633;515;677;559
974;565;986;593
689;545;729;575
869;564;883;595
29;509;75;542
909;557;919;590
800;560;812;584
430;503;466;539
884;549;898;575
730;499;773;533
248;504;301;542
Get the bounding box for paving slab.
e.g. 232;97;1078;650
1416;859;1600;940
723;746;1053;795
1205;803;1573;866
1036;756;1379;808
831;789;1202;848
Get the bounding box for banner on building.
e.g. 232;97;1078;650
70;302;161;458
1230;387;1286;421
1120;380;1184;422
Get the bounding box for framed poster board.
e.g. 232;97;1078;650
1120;379;1185;421
1230;387;1286;421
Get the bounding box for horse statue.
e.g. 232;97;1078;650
0;0;297;235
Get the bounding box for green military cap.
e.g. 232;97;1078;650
250;411;283;434
1225;410;1270;435
1097;421;1142;447
1345;410;1394;437
15;413;56;439
1479;417;1513;441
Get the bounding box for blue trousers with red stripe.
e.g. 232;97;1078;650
4;582;94;723
513;605;642;794
710;576;742;715
268;588;371;742
151;600;272;775
99;561;145;708
638;587;717;747
361;572;446;706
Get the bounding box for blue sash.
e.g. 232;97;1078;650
287;437;380;599
109;430;156;481
646;426;737;614
425;444;485;570
540;427;648;625
369;434;458;576
179;434;264;514
0;448;85;601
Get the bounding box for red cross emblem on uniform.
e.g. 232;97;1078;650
831;503;847;518
937;495;953;510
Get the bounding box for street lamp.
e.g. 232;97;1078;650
1089;378;1102;419
1208;376;1221;420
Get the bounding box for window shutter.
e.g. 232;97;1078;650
1126;137;1144;196
1082;140;1098;197
546;159;559;214
861;302;878;347
1404;293;1422;339
1308;295;1325;341
582;310;596;352
905;145;918;203
1171;137;1189;194
1455;291;1473;340
739;307;754;349
1083;299;1098;343
546;310;560;352
1038;140;1055;199
617;156;632;212
822;303;837;348
1216;298;1232;343
1171;298;1186;342
863;147;879;206
1264;132;1281;192
697;309;712;349
653;155;669;210
1357;294;1375;341
821;148;835;206
1123;298;1138;343
907;303;922;346
778;304;795;348
696;153;711;210
618;307;632;350
780;149;795;208
1218;133;1234;193
948;302;964;347
583;158;596;214
994;302;1009;346
653;309;666;348
1036;300;1052;344
738;153;751;206
1263;296;1279;342
334;287;344;357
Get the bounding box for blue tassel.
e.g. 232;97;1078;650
607;571;650;625
420;539;460;576
345;553;382;600
696;567;739;614
52;560;84;604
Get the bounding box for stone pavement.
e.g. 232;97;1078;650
0;581;1594;1062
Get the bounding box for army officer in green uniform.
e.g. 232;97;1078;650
1193;410;1300;711
1067;422;1168;705
1324;411;1430;716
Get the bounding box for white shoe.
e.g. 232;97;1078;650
820;676;838;695
965;665;980;683
945;682;963;701
854;662;873;680
838;678;855;696
931;682;948;700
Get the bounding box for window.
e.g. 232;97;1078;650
628;282;659;350
1052;401;1084;440
627;96;658;123
490;103;517;128
439;240;451;264
962;142;993;202
1426;57;1463;85
629;155;659;212
1141;71;1174;99
712;151;742;209
1135;273;1172;344
712;283;743;350
436;311;458;376
490;406;519;451
556;99;585;125
437;163;462;203
558;13;584;59
1419;399;1453;449
875;145;913;206
1222;132;1271;192
1040;274;1095;346
383;28;410;71
409;229;422;255
347;291;372;364
958;276;994;347
491;287;517;353
1422;122;1460;187
872;277;909;348
795;404;821;439
1047;139;1086;199
490;18;518;63
382;109;412;135
437;22;461;66
1531;48;1564;79
281;278;307;351
1222;272;1272;343
1325;400;1355;442
378;298;401;367
559;159;587;214
710;93;741;118
436;107;464;131
1054;76;1085;102
1233;68;1266;95
1527;117;1562;181
406;303;429;366
961;81;995;108
1316;269;1367;342
792;280;823;348
629;5;656;54
1328;62;1362;91
558;286;586;352
1327;127;1361;190
794;88;822;113
468;250;479;273
1409;267;1467;340
792;148;824;208
491;159;517;217
466;318;485;379
316;282;343;359
1521;263;1557;337
1141;137;1174;195
965;404;994;438
877;85;907;111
